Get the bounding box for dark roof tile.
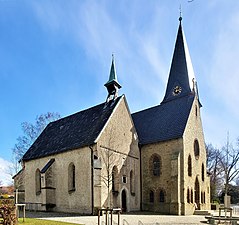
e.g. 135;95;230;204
22;96;122;161
132;95;194;145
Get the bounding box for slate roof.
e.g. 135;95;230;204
132;94;195;145
22;96;122;161
162;20;195;104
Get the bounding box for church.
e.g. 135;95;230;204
14;17;211;215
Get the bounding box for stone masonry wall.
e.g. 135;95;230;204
24;146;92;214
141;138;183;215
96;96;140;212
182;97;211;215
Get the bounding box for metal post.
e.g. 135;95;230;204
118;210;120;225
111;210;113;225
98;209;100;225
105;210;108;225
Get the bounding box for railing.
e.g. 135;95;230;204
24;202;42;211
232;205;239;215
98;208;121;225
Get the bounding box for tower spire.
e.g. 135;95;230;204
104;55;121;103
161;17;196;104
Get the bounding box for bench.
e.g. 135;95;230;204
205;215;239;225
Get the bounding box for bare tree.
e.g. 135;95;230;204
11;112;60;173
95;124;125;209
206;143;224;200
99;145;121;208
219;135;239;196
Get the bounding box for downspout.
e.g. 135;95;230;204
89;145;94;215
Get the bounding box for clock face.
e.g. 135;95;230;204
172;85;182;96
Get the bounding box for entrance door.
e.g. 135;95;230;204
195;177;200;210
121;190;127;212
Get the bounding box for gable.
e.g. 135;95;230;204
132;95;195;145
22;96;123;161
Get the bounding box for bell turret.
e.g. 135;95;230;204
104;55;121;103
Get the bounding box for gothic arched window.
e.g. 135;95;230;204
202;163;205;182
149;190;154;203
188;155;192;177
191;189;194;203
159;190;165;203
187;188;190;203
194;139;200;159
150;154;161;176
68;163;76;192
35;169;41;195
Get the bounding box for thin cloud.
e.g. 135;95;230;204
26;0;239;148
0;158;13;186
209;13;239;117
29;1;170;105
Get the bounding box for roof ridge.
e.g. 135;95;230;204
49;95;124;125
132;94;194;116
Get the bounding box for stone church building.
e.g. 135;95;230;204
14;18;210;215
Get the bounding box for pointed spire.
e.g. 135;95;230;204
104;55;121;103
161;17;196;104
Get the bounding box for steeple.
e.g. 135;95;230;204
161;17;196;104
104;55;121;103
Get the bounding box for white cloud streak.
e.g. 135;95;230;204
29;1;170;103
0;158;13;186
28;1;239;147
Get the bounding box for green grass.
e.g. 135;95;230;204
17;218;83;225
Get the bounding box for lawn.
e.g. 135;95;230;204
17;218;82;225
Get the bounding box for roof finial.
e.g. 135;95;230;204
104;54;122;104
179;4;182;23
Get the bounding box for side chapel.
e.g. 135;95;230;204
14;18;210;215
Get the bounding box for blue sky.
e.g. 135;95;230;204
0;0;239;185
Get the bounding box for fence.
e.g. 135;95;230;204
232;205;239;215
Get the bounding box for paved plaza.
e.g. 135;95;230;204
25;211;209;225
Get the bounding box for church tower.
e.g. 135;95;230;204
104;55;122;103
162;17;197;104
132;17;210;215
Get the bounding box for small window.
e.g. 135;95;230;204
149;190;154;203
195;105;198;117
159;190;165;202
194;139;200;159
122;175;127;184
35;169;41;195
68;163;76;192
188;155;192;177
153;156;160;176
